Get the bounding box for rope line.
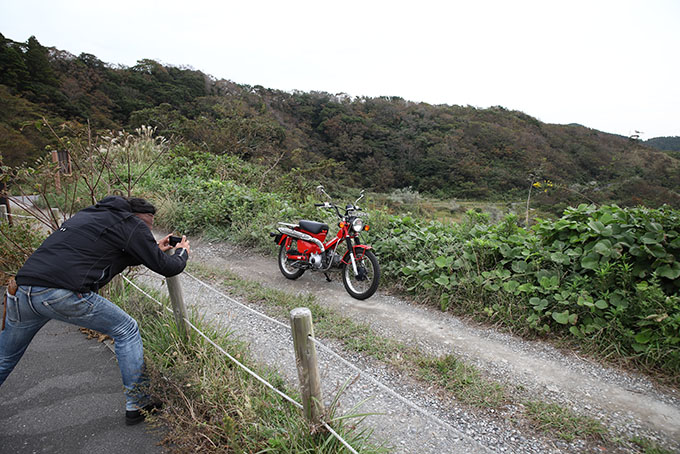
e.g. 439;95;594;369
322;422;360;454
185;317;304;410
181;270;462;435
122;276;303;410
183;271;290;331
309;336;462;435
5;213;38;219
123;275;360;453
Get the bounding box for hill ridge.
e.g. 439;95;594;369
1;33;678;208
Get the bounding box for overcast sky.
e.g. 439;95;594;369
1;0;678;138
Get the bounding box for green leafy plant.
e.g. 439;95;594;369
373;204;680;377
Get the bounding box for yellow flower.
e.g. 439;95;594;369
532;182;542;188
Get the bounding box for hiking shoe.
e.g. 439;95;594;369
125;401;162;426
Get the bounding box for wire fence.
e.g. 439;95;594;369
5;213;37;219
181;270;466;436
122;275;360;454
1;208;61;222
1;202;472;452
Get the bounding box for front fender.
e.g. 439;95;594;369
341;244;372;264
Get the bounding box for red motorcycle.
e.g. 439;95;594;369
271;186;380;300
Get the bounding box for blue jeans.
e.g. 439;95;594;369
0;286;149;411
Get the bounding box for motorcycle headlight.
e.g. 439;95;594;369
352;218;364;232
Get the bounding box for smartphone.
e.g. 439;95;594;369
168;235;182;247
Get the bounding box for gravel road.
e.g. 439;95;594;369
137;236;679;453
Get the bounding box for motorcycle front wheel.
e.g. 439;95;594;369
342;249;380;300
279;243;305;280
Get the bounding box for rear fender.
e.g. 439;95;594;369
281;236;307;260
270;232;285;245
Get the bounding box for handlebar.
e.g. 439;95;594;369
313;189;366;218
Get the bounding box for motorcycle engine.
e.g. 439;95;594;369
310;253;323;269
331;251;342;268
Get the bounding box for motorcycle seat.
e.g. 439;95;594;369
299;220;329;234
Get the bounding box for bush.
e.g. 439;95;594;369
0;222;47;283
374;205;680;376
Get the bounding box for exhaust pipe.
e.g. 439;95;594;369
277;227;325;252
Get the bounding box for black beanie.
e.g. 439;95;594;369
128;198;156;215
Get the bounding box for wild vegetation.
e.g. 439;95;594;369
645;136;680;153
124;144;680;381
376;206;680;378
1;32;678;452
3;124;678;381
111;284;384;454
186;262;619;448
2;33;679;210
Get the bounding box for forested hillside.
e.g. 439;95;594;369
646;136;680;153
1;33;679;208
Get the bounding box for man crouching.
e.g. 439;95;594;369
0;195;190;425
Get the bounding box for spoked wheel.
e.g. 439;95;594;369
278;243;305;280
342;249;380;300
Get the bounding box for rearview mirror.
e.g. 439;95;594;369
317;185;331;200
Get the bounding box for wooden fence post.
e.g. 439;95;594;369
290;307;325;426
0;205;7;224
102;274;125;300
165;249;189;341
110;274;124;297
51;150;61;192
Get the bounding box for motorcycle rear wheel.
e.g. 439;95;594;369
279;243;305;280
342;249;380;300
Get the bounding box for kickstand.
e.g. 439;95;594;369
324;273;332;282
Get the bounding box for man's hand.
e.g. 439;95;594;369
177;235;191;256
159;233;191;256
158;234;174;252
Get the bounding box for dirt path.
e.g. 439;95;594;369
143;236;680;453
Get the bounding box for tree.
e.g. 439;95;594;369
24;36;58;87
0;33;30;89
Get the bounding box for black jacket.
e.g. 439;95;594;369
16;196;187;292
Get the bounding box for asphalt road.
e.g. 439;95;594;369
0;319;164;454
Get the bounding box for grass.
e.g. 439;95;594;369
370;191;520;225
524;401;606;442
185;262;620;447
630;436;675;454
417;354;507;408
186;262;411;363
111;283;387;454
